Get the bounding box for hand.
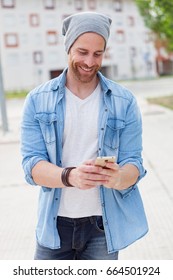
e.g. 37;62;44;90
99;162;122;189
68;159;109;190
99;162;139;190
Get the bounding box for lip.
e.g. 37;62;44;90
79;66;93;73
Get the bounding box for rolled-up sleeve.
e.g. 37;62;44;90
20;92;49;186
118;95;146;182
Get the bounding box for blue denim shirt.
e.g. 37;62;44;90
21;68;148;253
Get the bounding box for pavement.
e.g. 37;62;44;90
0;77;173;260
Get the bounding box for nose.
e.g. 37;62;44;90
84;55;95;68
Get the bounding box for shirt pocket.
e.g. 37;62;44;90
104;118;125;150
35;112;57;144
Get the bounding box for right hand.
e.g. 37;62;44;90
68;159;109;190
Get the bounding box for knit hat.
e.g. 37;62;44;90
62;12;112;53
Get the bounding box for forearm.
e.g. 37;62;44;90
100;162;139;190
31;159;108;189
31;160;64;188
118;164;139;190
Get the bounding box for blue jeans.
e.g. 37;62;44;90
34;216;118;260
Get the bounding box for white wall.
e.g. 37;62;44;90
0;0;157;91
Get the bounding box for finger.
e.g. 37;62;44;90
104;162;119;170
75;168;108;187
77;181;107;190
78;184;96;190
81;172;109;181
79;164;103;174
81;177;108;186
83;159;95;165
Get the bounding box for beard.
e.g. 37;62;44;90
70;61;100;83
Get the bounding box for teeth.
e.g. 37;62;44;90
80;66;92;72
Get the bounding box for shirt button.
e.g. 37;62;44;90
102;203;105;207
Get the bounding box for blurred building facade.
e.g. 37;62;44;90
0;0;157;91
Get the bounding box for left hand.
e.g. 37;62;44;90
99;162;122;189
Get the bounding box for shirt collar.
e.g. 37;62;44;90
50;68;112;97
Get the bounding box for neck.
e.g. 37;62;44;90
66;71;99;99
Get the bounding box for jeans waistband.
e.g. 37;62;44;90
57;215;102;225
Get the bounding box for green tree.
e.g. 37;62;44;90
135;0;173;51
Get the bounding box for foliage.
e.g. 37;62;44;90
5;90;28;99
135;0;173;51
147;95;173;110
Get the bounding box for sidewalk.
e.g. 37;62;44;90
120;98;173;259
0;78;173;260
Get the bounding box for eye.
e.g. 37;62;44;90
79;50;87;56
94;52;103;57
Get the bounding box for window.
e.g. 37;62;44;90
75;0;83;10
87;0;96;10
130;47;137;58
43;0;55;9
47;31;58;45
113;0;122;12
116;30;125;43
4;33;18;47
29;14;40;27
1;0;15;8
127;16;135;27
50;70;63;79
33;51;43;64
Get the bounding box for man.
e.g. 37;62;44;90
21;12;148;260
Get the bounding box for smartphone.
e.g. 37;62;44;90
95;156;116;167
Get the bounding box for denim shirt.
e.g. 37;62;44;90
21;68;148;253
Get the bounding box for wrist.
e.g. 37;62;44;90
61;167;76;187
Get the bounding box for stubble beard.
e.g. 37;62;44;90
71;62;100;84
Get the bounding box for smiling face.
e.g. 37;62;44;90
67;32;105;84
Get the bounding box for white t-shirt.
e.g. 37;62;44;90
58;84;102;218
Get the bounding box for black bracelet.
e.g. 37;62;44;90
61;167;76;187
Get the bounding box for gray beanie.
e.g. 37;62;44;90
62;12;112;53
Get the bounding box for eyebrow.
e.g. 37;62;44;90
77;48;104;53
